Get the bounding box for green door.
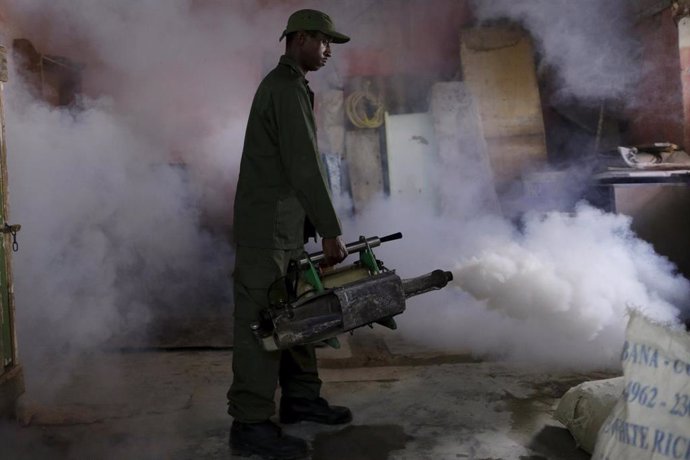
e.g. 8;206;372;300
0;217;15;371
0;44;16;373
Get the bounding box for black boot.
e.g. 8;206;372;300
229;420;309;460
280;397;352;425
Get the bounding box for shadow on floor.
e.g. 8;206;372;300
312;424;412;460
528;425;590;460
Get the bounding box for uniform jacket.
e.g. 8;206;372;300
233;55;342;249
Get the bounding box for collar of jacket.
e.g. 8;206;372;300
279;55;308;83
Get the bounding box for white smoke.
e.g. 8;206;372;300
346;199;689;370
473;0;640;105
0;0;271;393
0;0;686;388
0;0;371;395
454;203;685;331
335;0;688;370
327;0;690;370
5;74;234;392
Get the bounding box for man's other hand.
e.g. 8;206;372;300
322;236;347;267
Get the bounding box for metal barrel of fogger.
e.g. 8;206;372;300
298;232;403;267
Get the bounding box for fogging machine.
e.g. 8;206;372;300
251;232;453;351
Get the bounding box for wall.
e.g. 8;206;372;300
343;0;472;79
627;7;684;146
615;5;690;279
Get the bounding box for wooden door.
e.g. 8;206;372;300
0;44;23;417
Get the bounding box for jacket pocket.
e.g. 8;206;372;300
274;196;305;247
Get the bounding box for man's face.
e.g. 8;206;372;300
299;31;332;72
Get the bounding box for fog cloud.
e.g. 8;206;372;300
474;0;640;104
0;0;686;388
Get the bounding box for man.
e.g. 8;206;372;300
228;9;351;460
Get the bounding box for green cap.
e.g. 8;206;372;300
279;9;350;44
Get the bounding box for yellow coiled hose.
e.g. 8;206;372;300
345;88;385;129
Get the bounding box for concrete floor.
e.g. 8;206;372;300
1;329;609;460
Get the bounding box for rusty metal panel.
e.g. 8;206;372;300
460;26;547;191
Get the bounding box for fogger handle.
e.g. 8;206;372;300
299;232;403;267
379;232;403;243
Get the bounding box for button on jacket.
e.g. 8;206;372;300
234;55;342;249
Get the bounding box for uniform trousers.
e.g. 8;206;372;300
227;245;322;422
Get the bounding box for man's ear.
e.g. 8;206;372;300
296;31;308;46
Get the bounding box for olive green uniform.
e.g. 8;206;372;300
228;55;342;422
